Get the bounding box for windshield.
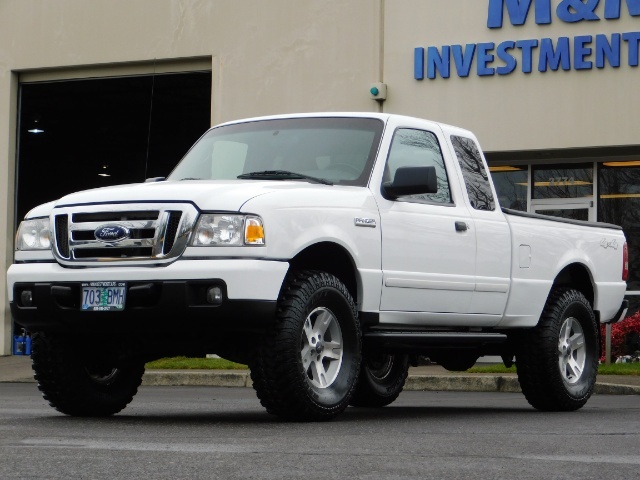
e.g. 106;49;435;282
167;117;384;186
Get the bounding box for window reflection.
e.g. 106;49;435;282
599;163;640;291
533;164;593;199
489;166;527;211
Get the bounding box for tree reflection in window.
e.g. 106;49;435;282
451;136;495;211
385;129;451;204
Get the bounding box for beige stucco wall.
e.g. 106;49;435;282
384;0;640;152
1;0;639;354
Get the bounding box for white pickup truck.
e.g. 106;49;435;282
8;113;628;421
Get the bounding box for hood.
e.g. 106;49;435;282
27;180;339;217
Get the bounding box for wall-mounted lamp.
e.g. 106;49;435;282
370;83;387;101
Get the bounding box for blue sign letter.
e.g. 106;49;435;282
415;47;425;80
427;46;451;79
496;41;518;74
574;35;594;69
604;0;640;19
516;39;539;73
452;44;477;77
596;34;621;68
538;37;571;71
622;32;640;66
477;43;496;75
488;0;552;28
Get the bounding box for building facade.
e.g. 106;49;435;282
1;0;639;354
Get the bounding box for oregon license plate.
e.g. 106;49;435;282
81;282;126;311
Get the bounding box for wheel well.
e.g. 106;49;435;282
289;242;359;303
552;263;594;306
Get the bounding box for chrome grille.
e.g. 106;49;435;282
52;203;199;266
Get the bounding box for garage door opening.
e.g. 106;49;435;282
16;71;212;225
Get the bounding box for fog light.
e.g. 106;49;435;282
206;286;223;305
20;290;34;307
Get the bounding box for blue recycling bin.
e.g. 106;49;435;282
13;332;31;355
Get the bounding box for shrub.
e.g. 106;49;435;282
600;310;640;362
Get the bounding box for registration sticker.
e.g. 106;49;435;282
81;281;126;311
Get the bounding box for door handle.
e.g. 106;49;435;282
455;221;468;232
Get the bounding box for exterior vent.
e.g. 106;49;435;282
163;211;183;255
55;214;70;259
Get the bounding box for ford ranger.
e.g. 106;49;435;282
7;113;629;421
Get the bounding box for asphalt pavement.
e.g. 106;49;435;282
2;354;639;395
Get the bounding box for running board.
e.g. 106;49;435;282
363;331;508;354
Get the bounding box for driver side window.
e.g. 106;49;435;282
385;128;452;204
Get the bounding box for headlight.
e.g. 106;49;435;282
191;214;265;246
16;218;51;250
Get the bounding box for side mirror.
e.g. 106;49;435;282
382;166;437;199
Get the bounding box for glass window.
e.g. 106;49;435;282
489;166;527;211
169;117;384;187
533;164;593;199
451;135;495;211
599;162;640;291
385;128;451;204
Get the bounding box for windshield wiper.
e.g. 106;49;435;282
237;170;333;185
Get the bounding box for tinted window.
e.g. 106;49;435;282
451;135;495;211
385;129;452;204
490;166;527;211
599;163;640;291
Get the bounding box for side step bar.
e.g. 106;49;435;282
363;331;508;354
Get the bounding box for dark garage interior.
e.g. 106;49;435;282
16;71;212;225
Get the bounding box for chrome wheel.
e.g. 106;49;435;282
558;316;586;385
300;307;344;388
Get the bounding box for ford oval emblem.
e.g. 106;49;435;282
94;225;130;243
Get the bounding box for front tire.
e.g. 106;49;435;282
250;270;361;421
31;332;145;417
350;353;409;407
515;288;598;411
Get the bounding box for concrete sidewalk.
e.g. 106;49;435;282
2;354;639;395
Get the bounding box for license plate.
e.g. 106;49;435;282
81;282;126;311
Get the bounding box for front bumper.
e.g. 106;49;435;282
8;259;289;333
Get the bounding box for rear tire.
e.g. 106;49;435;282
31;332;145;417
250;270;361;421
515;288;598;411
350;353;409;407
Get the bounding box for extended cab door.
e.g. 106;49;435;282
446;130;510;318
375;120;477;322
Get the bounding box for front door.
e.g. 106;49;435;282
378;124;476;317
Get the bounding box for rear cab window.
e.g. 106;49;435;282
450;135;495;211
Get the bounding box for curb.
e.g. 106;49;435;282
140;371;640;396
142;371;253;388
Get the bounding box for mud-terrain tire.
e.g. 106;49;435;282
515;288;598;411
250;270;361;421
350;353;409;407
31;332;145;417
